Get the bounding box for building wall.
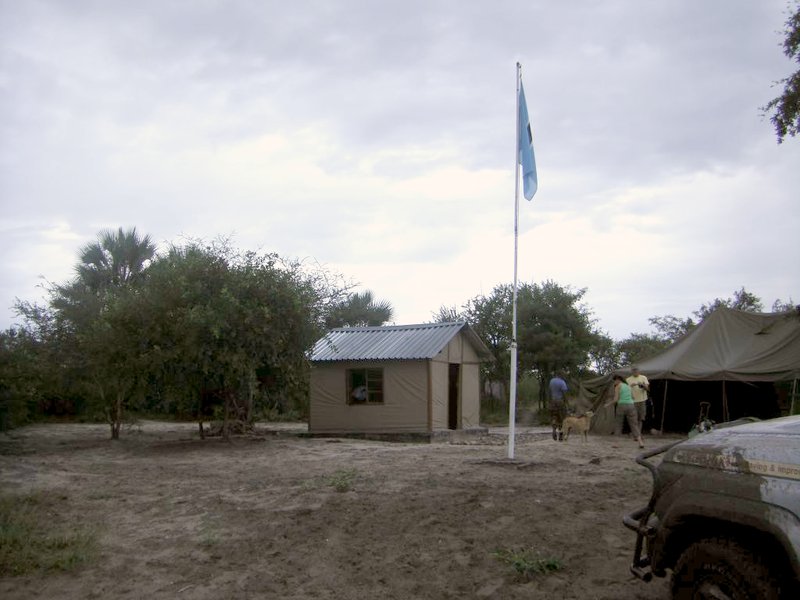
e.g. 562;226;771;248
435;332;481;364
309;330;485;433
430;331;481;430
430;360;448;429
309;360;429;433
461;362;481;428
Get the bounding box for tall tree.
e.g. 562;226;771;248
82;285;150;439
17;227;160;438
772;297;798;312
456;281;600;410
432;305;463;323
695;287;763;320
515;281;599;408
462;285;513;390
288;258;355;333
615;333;668;367
649;287;765;343
7;233;353;437
51;227;157;331
76;227;156;290
648;314;697;344
9;299;88;427
139;241;319;438
324;290;394;328
764;1;800;143
0;327;45;430
587;332;622;375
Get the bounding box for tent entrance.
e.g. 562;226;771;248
448;364;460;429
650;379;780;432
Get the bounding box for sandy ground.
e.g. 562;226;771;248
0;421;675;599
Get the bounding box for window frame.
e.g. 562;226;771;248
346;367;384;405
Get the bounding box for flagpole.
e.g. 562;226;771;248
508;62;522;460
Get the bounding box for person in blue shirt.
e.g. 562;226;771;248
548;373;569;441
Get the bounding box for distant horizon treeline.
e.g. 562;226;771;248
1;227;796;433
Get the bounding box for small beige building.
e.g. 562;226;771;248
309;322;491;434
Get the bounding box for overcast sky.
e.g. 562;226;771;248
1;0;798;340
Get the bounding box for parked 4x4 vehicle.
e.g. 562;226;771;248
624;415;800;599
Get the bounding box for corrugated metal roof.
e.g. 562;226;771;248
310;322;490;362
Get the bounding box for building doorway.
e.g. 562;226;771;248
448;363;460;429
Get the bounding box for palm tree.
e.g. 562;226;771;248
325;290;394;328
50;227;156;328
76;227;156;290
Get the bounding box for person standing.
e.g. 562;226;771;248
613;374;644;448
548;373;569;441
626;367;650;433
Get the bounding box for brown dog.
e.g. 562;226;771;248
562;411;594;442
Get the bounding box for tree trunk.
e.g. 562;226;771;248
110;392;123;440
245;385;254;426
538;373;547;412
197;394;205;440
222;391;231;441
100;385;121;440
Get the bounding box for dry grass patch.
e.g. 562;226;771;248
0;491;97;576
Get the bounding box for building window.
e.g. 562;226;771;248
347;368;384;404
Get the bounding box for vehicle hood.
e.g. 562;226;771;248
663;416;800;479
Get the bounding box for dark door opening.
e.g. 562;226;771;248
448;363;460;430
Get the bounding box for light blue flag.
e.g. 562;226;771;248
518;82;538;200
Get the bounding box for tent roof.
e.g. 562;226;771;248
310;321;492;363
629;307;800;382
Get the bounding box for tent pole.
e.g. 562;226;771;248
660;380;668;433
722;380;728;422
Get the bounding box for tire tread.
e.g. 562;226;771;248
671;536;784;600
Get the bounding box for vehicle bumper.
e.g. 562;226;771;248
623;505;658;582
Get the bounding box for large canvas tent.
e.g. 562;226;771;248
579;307;800;434
309;322;491;434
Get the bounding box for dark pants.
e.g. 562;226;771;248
549;400;567;429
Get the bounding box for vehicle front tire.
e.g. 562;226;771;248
671;537;782;600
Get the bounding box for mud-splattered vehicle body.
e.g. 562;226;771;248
623;416;800;599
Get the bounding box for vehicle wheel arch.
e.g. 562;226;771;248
664;519;797;595
670;535;796;599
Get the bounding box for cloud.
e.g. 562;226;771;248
1;0;798;341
